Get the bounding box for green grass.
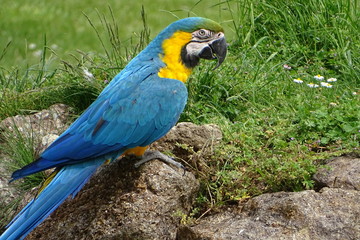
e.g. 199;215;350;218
0;124;46;189
181;0;360;207
0;0;359;226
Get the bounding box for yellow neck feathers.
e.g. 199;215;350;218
158;31;193;83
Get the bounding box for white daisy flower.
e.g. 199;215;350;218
320;82;333;88
293;78;303;84
327;78;337;82
307;83;319;88
314;74;324;81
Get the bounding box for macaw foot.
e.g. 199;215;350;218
134;150;185;171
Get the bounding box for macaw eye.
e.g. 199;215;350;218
195;29;212;39
198;29;207;36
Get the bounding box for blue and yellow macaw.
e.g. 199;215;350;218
0;17;226;240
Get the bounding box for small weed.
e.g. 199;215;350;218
0;122;46;190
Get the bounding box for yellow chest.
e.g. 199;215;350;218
158;31;193;83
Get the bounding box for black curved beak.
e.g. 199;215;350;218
199;36;227;69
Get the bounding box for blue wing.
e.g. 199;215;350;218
12;63;188;180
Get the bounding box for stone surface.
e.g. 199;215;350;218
313;155;360;190
177;187;360;240
27;159;199;240
154;122;222;153
0;103;72;155
153;122;222;171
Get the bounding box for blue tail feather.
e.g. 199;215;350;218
0;158;105;240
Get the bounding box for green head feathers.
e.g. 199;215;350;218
174;17;224;33
151;17;224;44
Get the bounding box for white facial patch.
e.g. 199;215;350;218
185;41;209;55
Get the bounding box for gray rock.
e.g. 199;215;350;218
27;159;199;240
152;122;222;171
313;155;360;190
154;122;222;153
0;103;72;155
177;188;360;240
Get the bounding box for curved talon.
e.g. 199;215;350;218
134;150;186;173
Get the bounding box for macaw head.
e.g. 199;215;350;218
148;17;227;82
174;17;227;69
